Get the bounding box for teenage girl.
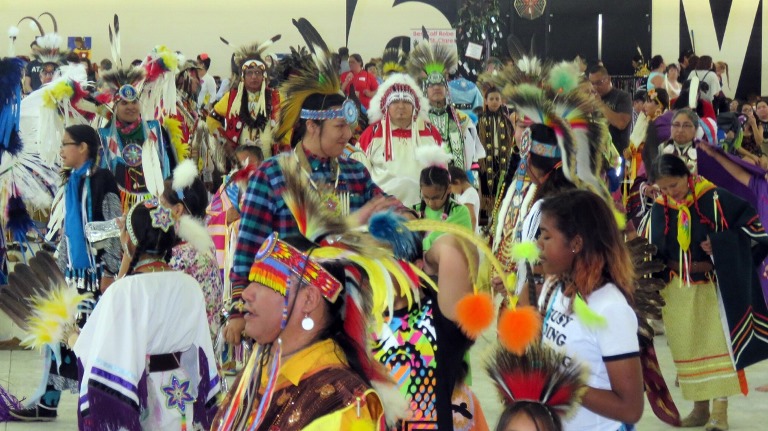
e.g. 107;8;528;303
415;164;472;250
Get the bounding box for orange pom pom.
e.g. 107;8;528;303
455;293;495;339
498;305;542;355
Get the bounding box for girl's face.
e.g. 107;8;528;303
537;214;577;276
502;414;542;431
59;132;89;169
421;184;448;211
756;101;768;121
730;100;740;113
485;91;503;112
655;175;690;202
742;104;755;117
667;67;679;81
643;99;662;117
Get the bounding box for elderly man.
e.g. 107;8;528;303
206;38;282;160
357;73;442;206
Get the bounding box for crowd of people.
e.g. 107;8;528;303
0;11;767;431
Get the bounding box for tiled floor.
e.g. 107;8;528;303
1;331;767;430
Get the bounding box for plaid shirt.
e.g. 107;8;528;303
229;149;385;314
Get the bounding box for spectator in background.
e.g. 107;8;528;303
24;41;43;94
365;62;383;84
646;55;665;90
631;90;646;133
688;55;721;104
677;49;694;81
338;46;350;74
588;66;632;174
340;53;378;110
665;63;682;100
196;53;218;109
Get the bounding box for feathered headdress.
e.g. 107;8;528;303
485;343;586;418
415;144;452;170
367;73;429;124
19;13;67;66
504;61;613;204
219;35;281;124
0;57;24;156
140;45;181;120
169;160;214;257
407;27;458;88
382;37;409;77
95;15;146;108
273;18;358;143
217;154;416;430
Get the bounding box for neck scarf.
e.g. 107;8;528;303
116;119;141;136
65;160;93;270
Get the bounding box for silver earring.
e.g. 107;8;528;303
572;249;576;254
301;314;315;331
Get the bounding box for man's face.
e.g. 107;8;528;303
115;99;140;123
388;100;414;126
40;65;56;84
243;68;264;93
427;84;446;106
588;72;611;97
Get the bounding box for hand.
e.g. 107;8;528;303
352;196;400;225
223;317;246;345
344;74;353;83
698;143;715;156
700;237;713;255
491;276;506;296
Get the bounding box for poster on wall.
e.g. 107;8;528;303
68;36;92;60
410;28;456;50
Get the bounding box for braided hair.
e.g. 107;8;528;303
162;177;209;219
125;203;177;275
418;165;455;218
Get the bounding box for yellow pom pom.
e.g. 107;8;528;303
511;241;540;263
613;208;627;230
505;273;517;291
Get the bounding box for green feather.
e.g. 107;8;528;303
547;62;580;94
573;293;607;328
511;241;540;263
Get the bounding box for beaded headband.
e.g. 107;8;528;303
249;232;343;303
125;201;141;246
299;98;358;124
117;84;139;102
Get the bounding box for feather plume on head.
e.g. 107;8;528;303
273;18;347;143
407;35;458;88
485;343;586;417
415;145;452;170
172;159;199;191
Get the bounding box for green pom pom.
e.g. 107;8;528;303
511;241;540;263
573;293;607;328
547;62;580;94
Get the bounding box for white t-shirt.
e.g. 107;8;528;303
538;280;639;431
689;70;721;102
455;186;480;231
198;73;218;107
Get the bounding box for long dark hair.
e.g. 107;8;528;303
540;190;635;300
65;124;101;161
649;154;715;235
281;235;373;386
291;93;347;148
125;203;177;275
528;152;575;201
418;165;455;218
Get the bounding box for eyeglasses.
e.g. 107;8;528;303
589;77;608;86
61;141;80;146
671;122;695;129
244;70;264;77
421;189;448;202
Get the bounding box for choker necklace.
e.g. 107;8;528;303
293;142;349;216
134;258;170;274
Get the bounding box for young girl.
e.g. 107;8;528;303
477;86;517;219
537;190;644;431
449;166;481;231
415;154;471;251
